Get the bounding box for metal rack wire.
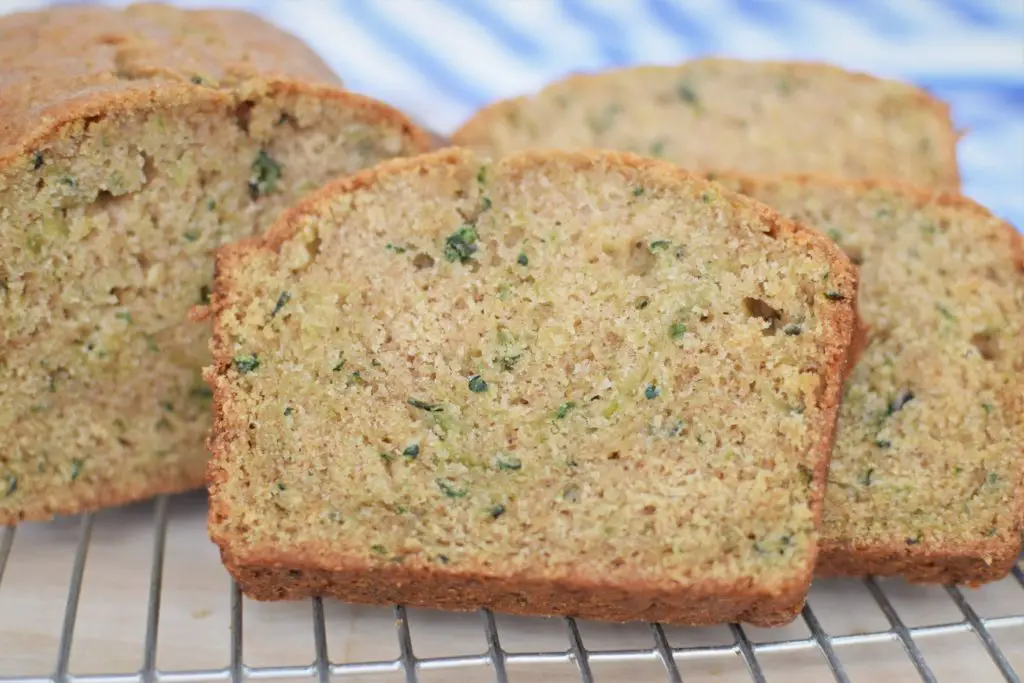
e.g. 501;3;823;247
0;495;1021;683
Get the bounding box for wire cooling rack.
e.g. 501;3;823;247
0;493;1021;683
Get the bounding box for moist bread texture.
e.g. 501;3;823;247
717;175;1024;584
205;148;858;626
0;2;430;524
452;59;960;188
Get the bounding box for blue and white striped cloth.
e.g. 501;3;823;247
6;0;1022;228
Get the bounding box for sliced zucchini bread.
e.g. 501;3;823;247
205;148;859;626
0;3;430;523
719;175;1024;584
453;59;960;188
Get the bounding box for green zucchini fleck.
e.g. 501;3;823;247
248;149;282;199
644;384;660;400
270;291;291;318
495;453;522;471
284;406;294;417
494;328;524;371
860;468;875;486
982;403;994;414
408;398;442;412
32;152;44;170
468;375;489;393
797;464;813;486
436;478;468;499
669;321;687;340
516;252;529;266
676;81;698;104
649;240;671;251
632;186;644;197
783;324;802;336
4;474;17;496
233;355;260;374
489;504;506;519
824;291;845;301
116;311;133;323
887;389;914;415
936;304;956;321
477;166;488;184
190;75;204;85
385;243;407;254
874;439;891;449
371;544;387;556
205;198;217;211
402;444;420;459
554;402;576;419
70;458;84;481
443;224;479;263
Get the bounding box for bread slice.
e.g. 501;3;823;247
205;148;859;626
0;3;430;524
715;175;1024;584
452;59;960;188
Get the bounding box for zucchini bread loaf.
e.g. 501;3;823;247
205;148;859;626
452;59;960;188
718;175;1024;584
0;3;430;524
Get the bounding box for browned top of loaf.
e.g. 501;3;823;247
0;2;342;165
452;58;960;188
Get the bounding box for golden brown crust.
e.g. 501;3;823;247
816;537;1020;587
220;550;807;627
711;170;1024;584
450;96;524;148
451;58;962;189
0;2;341;165
205;148;860;626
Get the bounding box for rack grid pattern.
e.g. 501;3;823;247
1;496;1021;683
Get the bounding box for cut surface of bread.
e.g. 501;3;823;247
452;59;960;188
717;175;1024;584
206;148;858;626
0;3;430;524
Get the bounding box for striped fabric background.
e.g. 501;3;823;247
4;0;1022;228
